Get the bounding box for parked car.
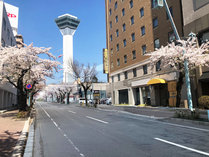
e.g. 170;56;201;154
106;98;112;105
79;98;93;104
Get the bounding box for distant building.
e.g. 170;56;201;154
105;0;183;106
15;34;24;48
182;0;209;97
0;1;17;109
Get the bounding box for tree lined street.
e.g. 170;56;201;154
34;102;209;157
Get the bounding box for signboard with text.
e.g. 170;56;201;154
5;3;19;36
103;48;109;74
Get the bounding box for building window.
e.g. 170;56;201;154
110;35;112;41
154;39;160;49
110;21;112;28
143;65;148;75
115;1;118;10
142;45;147;55
112;76;114;83
168;31;175;42
118;74;121;82
117;58;120;66
130;0;133;8
156;60;161;72
123;23;126;32
131;16;134;25
133;68;137;77
124;55;127;63
153;17;158;28
122;8;125;16
124;71;128;79
132;50;136;59
140;8;144;17
141;26;145;36
131;33;135;42
116;29;119;37
109;9;112;15
166;7;173;19
123;39;127;47
116;44;119;51
115;16;118;23
152;0;158;8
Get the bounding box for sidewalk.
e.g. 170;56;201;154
98;104;209;123
0;110;26;157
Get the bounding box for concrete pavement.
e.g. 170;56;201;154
34;102;209;157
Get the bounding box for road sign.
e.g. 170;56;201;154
26;84;32;90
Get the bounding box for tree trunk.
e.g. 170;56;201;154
84;89;88;107
67;93;70;104
17;91;27;111
176;71;184;107
17;77;27;111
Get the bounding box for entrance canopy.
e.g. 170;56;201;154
147;78;166;85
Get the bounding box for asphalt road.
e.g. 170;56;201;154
33;102;209;157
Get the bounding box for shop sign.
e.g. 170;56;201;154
103;48;109;74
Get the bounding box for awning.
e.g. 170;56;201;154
147;78;166;85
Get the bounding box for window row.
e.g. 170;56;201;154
111;62;161;83
111;65;148;83
110;38;160;55
110;27;145;42
109;0;133;15
109;17;158;32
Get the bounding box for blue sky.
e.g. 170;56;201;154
4;0;107;83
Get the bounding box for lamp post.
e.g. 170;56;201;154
155;0;194;111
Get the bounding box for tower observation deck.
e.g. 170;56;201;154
55;14;80;83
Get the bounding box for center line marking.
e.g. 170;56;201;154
155;138;209;156
86;116;109;124
68;110;76;114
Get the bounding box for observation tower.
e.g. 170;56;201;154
55;14;80;83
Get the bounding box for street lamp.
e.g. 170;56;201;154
155;0;194;111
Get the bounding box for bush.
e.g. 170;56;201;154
174;109;200;120
198;95;209;109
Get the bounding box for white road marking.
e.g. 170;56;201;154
155;138;209;156
158;121;209;132
86;116;109;124
39;104;85;157
68;110;76;114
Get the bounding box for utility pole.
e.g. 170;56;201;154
155;0;194;111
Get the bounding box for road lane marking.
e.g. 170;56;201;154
38;104;85;157
86;116;109;124
158;121;209;132
155;138;209;156
68;110;76;114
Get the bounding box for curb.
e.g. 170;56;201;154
12;117;30;157
23;119;35;157
167;117;209;126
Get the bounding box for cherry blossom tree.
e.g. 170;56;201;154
70;61;97;106
0;44;60;111
147;36;209;107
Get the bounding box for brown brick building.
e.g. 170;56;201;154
105;0;184;106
